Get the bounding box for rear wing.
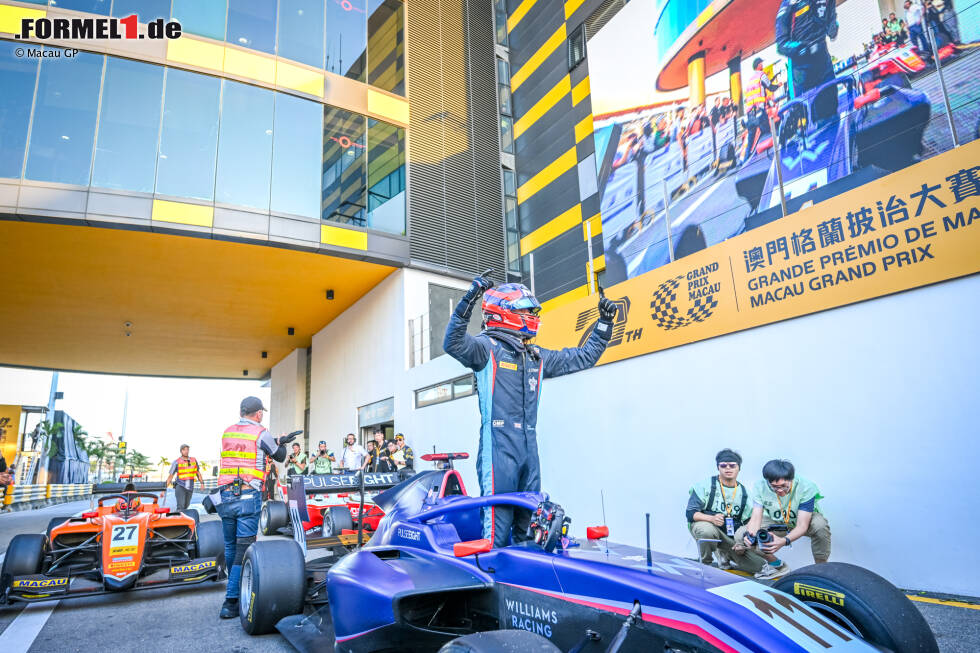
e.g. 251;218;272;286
291;471;405;494
93;482;167;494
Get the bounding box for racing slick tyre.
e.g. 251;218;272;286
45;516;73;540
239;539;305;635
439;631;562;652
323;505;354;536
773;562;939;653
2;534;45;587
195;520;225;571
260;500;288;536
183;508;199;525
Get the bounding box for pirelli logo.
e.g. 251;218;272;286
171;560;216;575
12;577;68;589
793;582;845;607
498;361;517;371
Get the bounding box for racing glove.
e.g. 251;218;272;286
597;297;618;322
454;272;494;320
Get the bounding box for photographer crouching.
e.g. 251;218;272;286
209;396;296;619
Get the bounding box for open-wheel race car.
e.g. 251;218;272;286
237;453;938;653
0;482;224;605
259;470;401;539
736;73;930;217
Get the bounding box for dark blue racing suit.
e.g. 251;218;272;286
775;0;838;96
444;290;611;547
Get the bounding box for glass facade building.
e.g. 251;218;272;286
0;26;406;234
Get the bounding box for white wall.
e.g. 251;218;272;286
270;348;307;446
0;366;53;407
300;267;979;595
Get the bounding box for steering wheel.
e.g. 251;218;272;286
528;501;569;553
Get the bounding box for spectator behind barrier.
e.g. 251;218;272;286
394;433;414;470
686;449;765;573
312;440;335;474
287;442;308;476
734;459;832;581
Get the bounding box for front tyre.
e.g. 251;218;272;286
772;562;938;653
239;539;305;635
439;631;561;652
195;520;225;572
2;534;45;581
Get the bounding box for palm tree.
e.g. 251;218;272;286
89;441;111;481
158;456;170;482
129;451;152;478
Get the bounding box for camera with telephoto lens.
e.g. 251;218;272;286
756;528;774;550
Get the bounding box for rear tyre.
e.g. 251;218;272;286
45;516;73;541
194;520;225;572
772;562;939;653
2;534;45;587
439;631;562;652
260;500;288;536
183;508;199;525
239;539;305;635
323;505;354;536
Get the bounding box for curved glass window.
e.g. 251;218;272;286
156;68;220;200
367;0;404;95
278;0;324;69
215;80;274;210
326;0;366;81
92;57;164;193
227;0;277;53
112;0;172;24
322;106;366;226
366;118;404;234
172;0;226;40
25;49;103;186
654;0;712;63
49;0;109;14
0;41;38;179
271;93;322;218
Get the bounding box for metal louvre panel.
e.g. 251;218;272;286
406;0;505;277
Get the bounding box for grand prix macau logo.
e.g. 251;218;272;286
12;578;68;589
650;263;720;330
575;296;632;347
793;582;845;607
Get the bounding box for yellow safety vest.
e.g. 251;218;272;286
745;70;767;112
177;457;198;481
218;423;265;485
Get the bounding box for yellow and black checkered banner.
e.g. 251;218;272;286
536;140;980;364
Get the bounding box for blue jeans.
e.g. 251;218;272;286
216;488;260;599
909;24;929;55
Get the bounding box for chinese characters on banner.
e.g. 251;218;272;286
536;141;980;365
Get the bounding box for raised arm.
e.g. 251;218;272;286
443;275;493;370
540;296;616;378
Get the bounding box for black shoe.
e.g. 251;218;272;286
219;598;239;619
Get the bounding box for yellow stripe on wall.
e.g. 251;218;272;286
539;284;589;314
152;200;214;228
511;24;566;91
516;147;577;204
276;60;324;97
574;115;594;143
520;203;581;255
571;76;590;106
506;0;539;33
321;224;368;250
224;47;276;84
564;0;586;19
582;212;601;240
514;75;570;140
367;89;410;126
0;4;45;35
166;37;225;72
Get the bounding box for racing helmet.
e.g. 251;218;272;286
482;283;541;337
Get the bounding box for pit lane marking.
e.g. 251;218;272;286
0;601;59;653
905;596;980;611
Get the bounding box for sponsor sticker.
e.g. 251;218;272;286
499;361;517;370
794;582;845;607
171;560;216;575
12;578;68;589
397;527;422;542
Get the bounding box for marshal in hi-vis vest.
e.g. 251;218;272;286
176;457;198;481
744;70;767;112
218;423;265;486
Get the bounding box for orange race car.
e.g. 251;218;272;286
0;482;224;605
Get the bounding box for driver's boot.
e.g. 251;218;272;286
219;597;239;619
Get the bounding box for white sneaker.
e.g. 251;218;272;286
715;552;735;570
755;562;790;580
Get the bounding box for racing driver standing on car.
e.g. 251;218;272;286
212;396;295;619
444;272;617;547
775;0;838;97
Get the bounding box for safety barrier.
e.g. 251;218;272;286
47;484;94;501
200;479;219;491
2;484;49;510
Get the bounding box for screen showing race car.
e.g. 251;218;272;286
588;0;978;286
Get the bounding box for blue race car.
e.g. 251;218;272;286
239;454;937;653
